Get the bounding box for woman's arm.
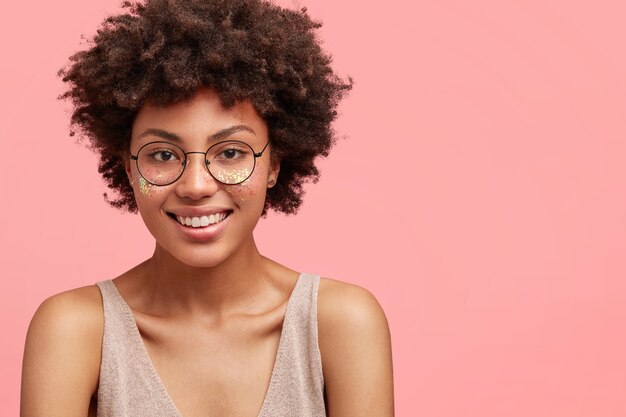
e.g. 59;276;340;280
318;279;394;417
21;286;103;417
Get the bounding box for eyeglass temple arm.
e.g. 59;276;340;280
254;140;271;158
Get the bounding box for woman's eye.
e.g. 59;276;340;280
217;148;247;160
210;143;251;162
222;149;240;159
153;150;177;161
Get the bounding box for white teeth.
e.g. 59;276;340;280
175;212;228;228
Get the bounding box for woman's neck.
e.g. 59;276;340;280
130;237;275;318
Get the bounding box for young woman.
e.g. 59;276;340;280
20;1;394;416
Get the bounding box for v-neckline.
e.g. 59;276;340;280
107;273;304;417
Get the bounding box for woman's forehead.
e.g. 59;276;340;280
132;89;267;145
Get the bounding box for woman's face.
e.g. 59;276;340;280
126;88;279;268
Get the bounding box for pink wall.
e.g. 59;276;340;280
2;1;626;415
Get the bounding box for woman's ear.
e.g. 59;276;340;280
267;157;280;188
123;155;134;186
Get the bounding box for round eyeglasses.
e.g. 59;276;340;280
130;140;270;186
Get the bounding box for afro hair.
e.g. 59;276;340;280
59;0;352;214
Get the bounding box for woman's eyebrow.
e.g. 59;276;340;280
209;125;256;141
138;128;181;142
137;125;255;143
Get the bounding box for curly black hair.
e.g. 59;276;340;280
59;0;351;214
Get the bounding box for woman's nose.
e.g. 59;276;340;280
174;153;220;199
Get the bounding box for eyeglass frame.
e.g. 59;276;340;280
130;139;271;186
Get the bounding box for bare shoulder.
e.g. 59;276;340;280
317;277;389;332
21;285;103;416
317;277;394;417
27;285;104;343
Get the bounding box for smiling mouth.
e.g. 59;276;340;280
168;211;231;228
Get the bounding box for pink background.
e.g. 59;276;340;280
2;0;626;415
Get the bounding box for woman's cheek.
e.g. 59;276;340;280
135;174;168;198
132;162;173;198
226;172;266;205
138;176;153;196
214;168;251;185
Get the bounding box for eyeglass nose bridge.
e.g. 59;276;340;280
177;148;225;182
180;150;212;174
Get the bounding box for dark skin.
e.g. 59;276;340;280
21;90;394;417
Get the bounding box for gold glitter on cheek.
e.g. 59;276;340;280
226;171;266;204
215;168;251;185
138;176;151;196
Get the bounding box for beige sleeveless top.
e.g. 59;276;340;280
94;273;326;417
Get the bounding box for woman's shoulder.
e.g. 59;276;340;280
22;285;104;412
30;284;104;332
316;277;394;415
316;277;391;354
317;277;389;330
25;284;104;365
